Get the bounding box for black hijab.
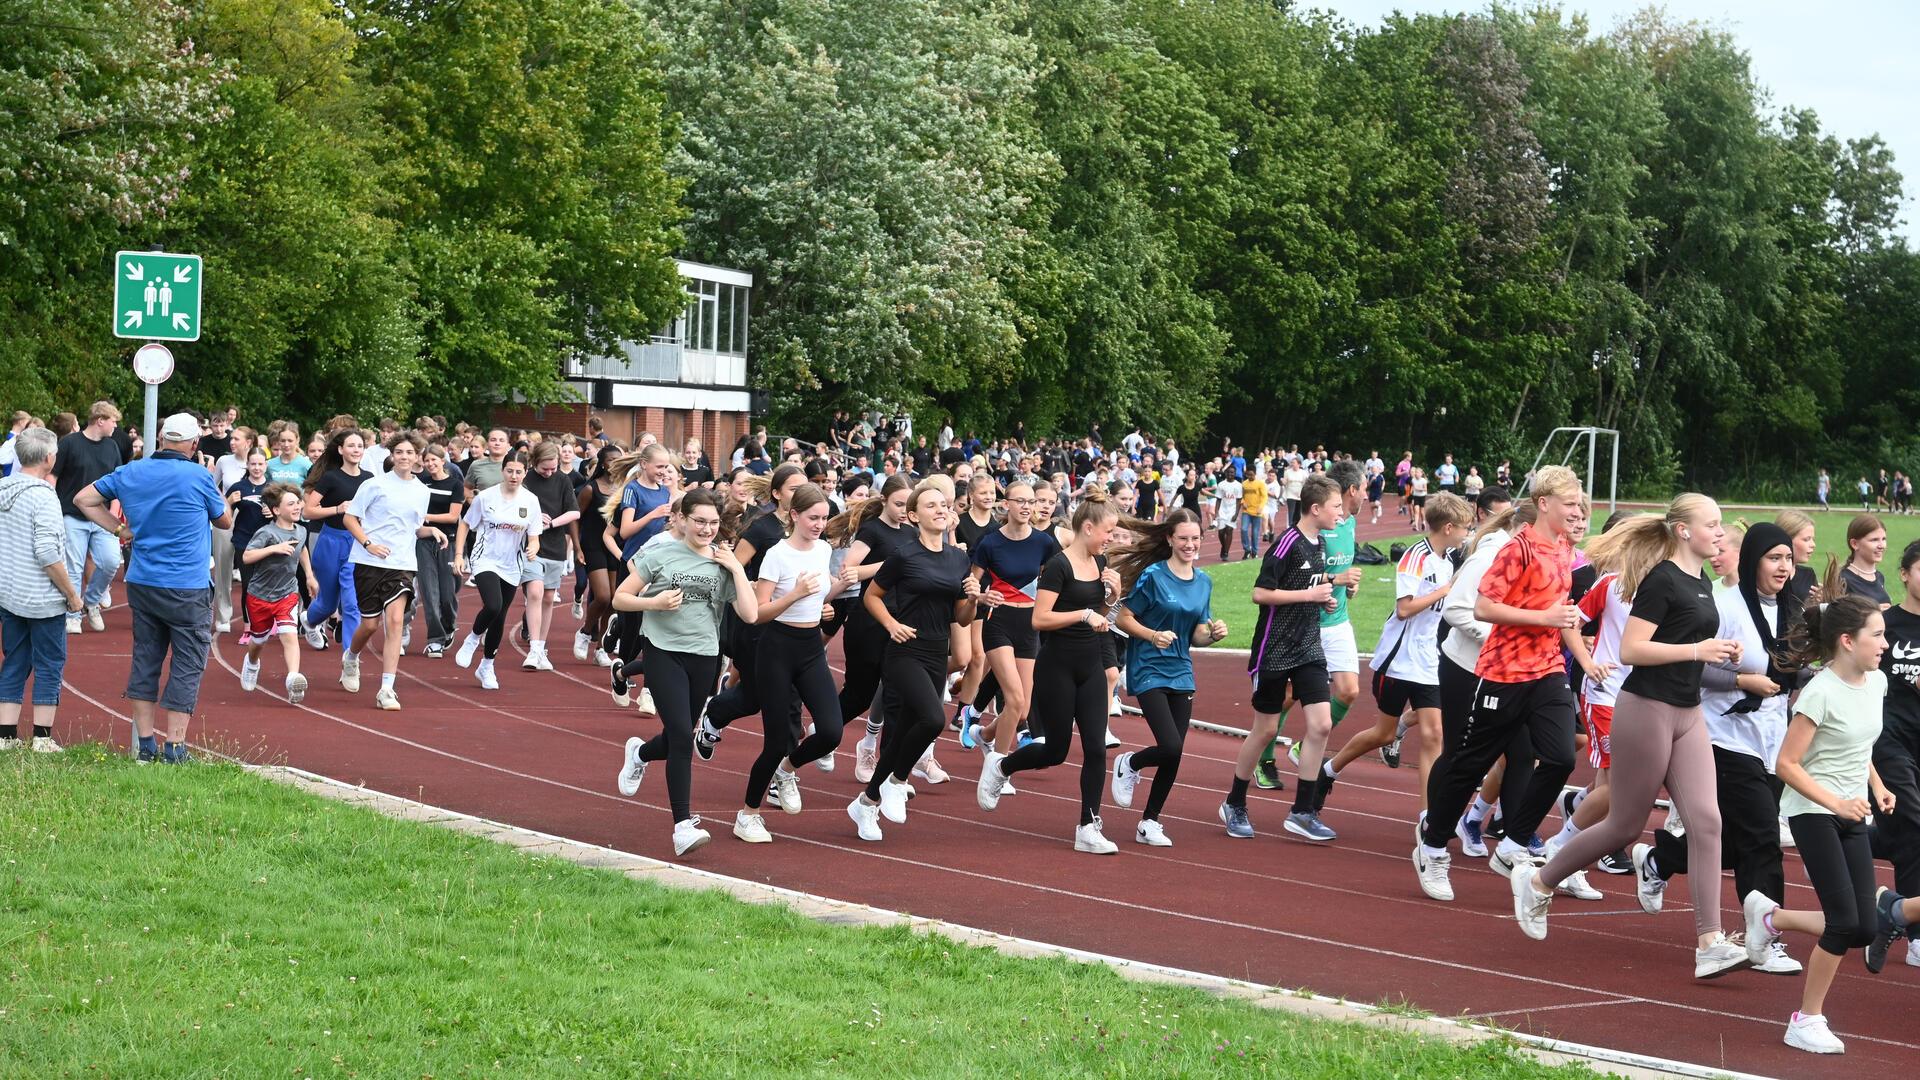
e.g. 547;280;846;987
1737;522;1802;695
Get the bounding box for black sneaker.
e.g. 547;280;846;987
1867;888;1905;974
1598;848;1634;875
136;746;158;765
1314;771;1336;813
1253;759;1284;791
1560;788;1581;822
692;701;719;761
423;642;446;659
1380;737;1402;769
1484;814;1507;842
610;667;630;708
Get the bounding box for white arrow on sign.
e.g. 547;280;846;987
171;312;191;332
123;311;143;330
172;264;193;284
124;261;144;281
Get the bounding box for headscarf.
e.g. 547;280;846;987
1731;522;1802;710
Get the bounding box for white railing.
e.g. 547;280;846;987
572;337;747;387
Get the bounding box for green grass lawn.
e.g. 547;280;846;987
0;746;1591;1078
1203;508;1920;653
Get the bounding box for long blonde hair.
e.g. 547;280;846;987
1585;493;1715;599
601;443;672;525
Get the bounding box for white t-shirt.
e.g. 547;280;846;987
1780;667;1887;818
214;454;249;493
463;485;544;582
1576;573;1632;707
1282;467;1307;501
361;442;390;475
347;470;432;572
1365;456;1385;479
1214;478;1243;522
757;537;832;626
1436;462;1459;487
1372;538;1452;685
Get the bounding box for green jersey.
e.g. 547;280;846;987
1319;514;1356;627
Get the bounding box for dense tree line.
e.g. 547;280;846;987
5;1;1914;494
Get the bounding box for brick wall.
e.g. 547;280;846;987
490;402;751;457
488;401;595;438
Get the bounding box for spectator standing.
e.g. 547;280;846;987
0;428;83;752
74;413;231;764
53;401;126;634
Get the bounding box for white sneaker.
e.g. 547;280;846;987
813;730;835;773
286;672;308;705
1779;816;1796;848
1631;843;1666;914
1512;868;1551;940
1742;890;1781;966
30;735;63;754
1109;752;1140;809
455;633;481;668
86;605;105;632
771;768;803;815
877;776;911;824
215;620;231;635
847;797;883;842
531;645;554;672
66;615;82;636
617;736;648;796
671;816;711;857
1103;723;1121;748
522;647;541;670
976;752;1010;811
595;648;615;668
340;654;361;693
732;809;773;843
1414;845;1455;902
571;600;584;619
0;737;17;752
1134;819;1171;846
1554;870;1604;901
854;733;879;784
1074;816;1118;854
1108;694;1123;717
1694;933;1751;979
573;632;591;661
636;687;655;714
101;588;113;609
375;687;401;712
1784;1012;1844;1055
1664;804;1685;838
240;658;261;692
1755;941;1802;974
911;744;948;784
304;625;329;650
476;659;499;691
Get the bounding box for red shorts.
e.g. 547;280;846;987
1583;700;1614;769
244;592;299;645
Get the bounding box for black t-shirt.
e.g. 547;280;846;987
854;518;911;567
680;457;714;488
1880;604;1920;742
1620;561;1720;707
1840;566;1892;607
1250;527;1326;673
739;510;787;579
53;431;125;518
1038;552;1109;643
199;433;233;463
873;539;971;643
955;510;996;552
421;472;463;520
311;468;370;531
910;447;934;475
522;469;573;560
939;445;965;468
111;427;134;465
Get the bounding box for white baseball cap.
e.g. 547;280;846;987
160;413;203;441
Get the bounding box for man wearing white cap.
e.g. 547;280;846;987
73;413;232;763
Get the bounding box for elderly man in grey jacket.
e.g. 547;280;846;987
0;428;84;752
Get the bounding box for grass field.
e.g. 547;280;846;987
1202;507;1920;653
0;746;1591;1078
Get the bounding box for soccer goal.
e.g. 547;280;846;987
1521;426;1619;514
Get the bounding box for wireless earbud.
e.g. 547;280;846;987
1679;529;1691;541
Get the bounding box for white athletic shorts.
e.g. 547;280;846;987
1319;621;1359;675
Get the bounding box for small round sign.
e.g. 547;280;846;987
132;343;174;385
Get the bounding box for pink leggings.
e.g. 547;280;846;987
1536;690;1725;937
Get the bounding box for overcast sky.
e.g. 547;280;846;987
1311;1;1915;235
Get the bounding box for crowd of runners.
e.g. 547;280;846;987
1;402;1916;1056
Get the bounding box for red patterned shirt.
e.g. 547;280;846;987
1474;522;1575;683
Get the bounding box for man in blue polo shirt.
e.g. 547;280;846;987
73;413;231;763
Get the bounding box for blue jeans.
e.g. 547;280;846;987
63;518;122;608
304;528;361;643
0;608;68;706
1240;512;1263;559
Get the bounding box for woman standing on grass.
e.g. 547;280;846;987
1740;594;1893;1055
1109;509;1228;846
614;489;757;858
848;481;978;842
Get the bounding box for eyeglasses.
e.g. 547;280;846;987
687;517;721;529
1007;497;1035;506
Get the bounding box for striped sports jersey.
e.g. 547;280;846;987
1249;526;1326;674
1370;538;1451;685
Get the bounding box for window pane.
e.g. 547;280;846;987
717;285;733;355
737;286;749;356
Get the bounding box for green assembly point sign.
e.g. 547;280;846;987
113;251;202;342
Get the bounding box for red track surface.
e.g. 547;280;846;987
55;597;1917;1079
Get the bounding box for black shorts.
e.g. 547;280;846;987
1101;630;1120;671
1251;662;1330;712
353;564;414;614
1371;669;1440;715
1367;478;1385;501
1410;494;1427;507
581;534;617;573
981;604;1038;659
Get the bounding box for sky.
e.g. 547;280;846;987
1312;1;1916;235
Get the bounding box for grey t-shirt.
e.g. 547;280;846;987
246;522;307;602
632;539;736;656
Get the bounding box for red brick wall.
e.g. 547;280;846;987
489;401;594;438
490;403;751;455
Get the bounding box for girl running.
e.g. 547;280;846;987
966;480;1059;766
301;429;369;650
977;491;1122;853
1776;509;1819;607
608;445;677;706
733;483;843;843
1109;509;1228;846
613;489;757;857
829;474;914;783
849;481;978;841
238;484;316;703
952;474;998;718
575;445;624;666
1514;495;1752;982
1827;513;1890;607
1867;539;1920;973
341;431;437;711
452;458;544;690
1740;594;1892;1054
693;464;807;756
413;445;465;658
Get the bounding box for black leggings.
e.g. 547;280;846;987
864;640;947;800
635;647;720;824
1789;812;1878;957
745;623;844;808
1131;689;1192;822
1874;724;1920;897
837;611;887;723
1002;636;1108;825
470;571;519;659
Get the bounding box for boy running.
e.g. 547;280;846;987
240;484;317;703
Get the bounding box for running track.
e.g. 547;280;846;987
55;600;1916;1079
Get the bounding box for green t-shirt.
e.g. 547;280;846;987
1780;667;1886;819
1319;514;1356;628
631;539;737;656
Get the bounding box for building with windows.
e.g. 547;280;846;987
492;259;755;454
